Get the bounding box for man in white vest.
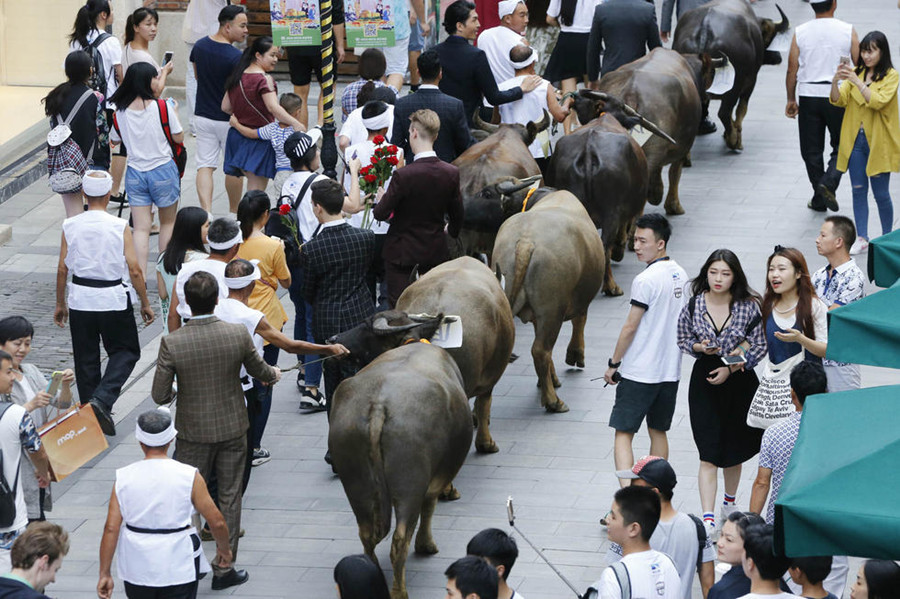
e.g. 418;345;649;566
477;0;529;92
785;0;859;212
54;171;154;437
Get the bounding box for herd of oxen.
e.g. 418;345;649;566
324;1;790;597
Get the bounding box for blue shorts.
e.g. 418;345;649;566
408;20;424;52
125;161;180;208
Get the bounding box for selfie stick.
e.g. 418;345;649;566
506;497;583;598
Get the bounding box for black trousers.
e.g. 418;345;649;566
798;96;845;193
69;304;140;410
124;580;198;599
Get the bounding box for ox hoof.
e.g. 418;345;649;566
476;439;500;454
415;540;439;555
439;487;461;501
611;245;625;263
565;349;585;369
545;400;569;413
603;284;624;297
665;204;685;216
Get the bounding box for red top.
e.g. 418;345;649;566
228;72;275;128
475;0;501;36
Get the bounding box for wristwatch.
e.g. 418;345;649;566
608;358;621;369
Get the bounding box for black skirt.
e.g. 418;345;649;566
543;31;590;83
688;354;764;468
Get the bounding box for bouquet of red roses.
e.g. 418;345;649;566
358;134;400;228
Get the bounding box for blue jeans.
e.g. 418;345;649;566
288;264;322;386
847;130;894;239
251;343;280;450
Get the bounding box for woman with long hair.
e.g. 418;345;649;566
333;555;390;599
544;0;592;134
223;36;305;195
109;62;183;278
708;512;766;599
43;51;102;217
122;7;173;95
236;191;291;465
762;246;828;363
831;30;900;255
851;560;900;599
156;207;210;332
677;249;766;537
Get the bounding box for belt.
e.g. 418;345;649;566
125;523;191;535
72;276;123;288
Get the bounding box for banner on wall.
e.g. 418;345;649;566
344;0;396;47
271;0;322;46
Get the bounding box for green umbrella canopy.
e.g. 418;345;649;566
775;385;900;558
825;280;900;369
867;228;900;288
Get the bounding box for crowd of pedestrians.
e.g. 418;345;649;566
6;0;898;597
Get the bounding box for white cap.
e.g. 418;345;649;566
498;0;523;19
82;170;113;198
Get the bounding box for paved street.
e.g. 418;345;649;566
1;0;899;597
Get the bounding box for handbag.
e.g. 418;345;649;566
746;352;805;430
156;99;187;178
47;89;96;194
38;403;109;482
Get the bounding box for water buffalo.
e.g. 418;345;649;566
673;0;789;151
587;48;718;215
491;189;605;412
451;113;549;257
329;341;472;599
396;257;515;453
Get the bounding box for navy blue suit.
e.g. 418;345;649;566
391;87;475;164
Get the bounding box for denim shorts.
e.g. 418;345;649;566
125;160;180;208
409;20;424;52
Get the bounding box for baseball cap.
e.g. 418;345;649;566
283;128;323;161
615;456;677;494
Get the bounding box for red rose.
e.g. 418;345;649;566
373;134;385;145
360;166;370;175
387;145;398;154
387;156;399;166
370;156;379;165
278;204;291;215
374;148;383;156
364;174;377;183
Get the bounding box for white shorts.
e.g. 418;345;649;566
824;363;861;393
356;37;410;76
195;116;231;169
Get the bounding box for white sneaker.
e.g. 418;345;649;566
850;236;869;255
703;519;716;540
720;503;739;524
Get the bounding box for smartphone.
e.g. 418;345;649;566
46;371;64;396
163;51;174;66
705;342;719;350
839;55;852;67
721;355;747;366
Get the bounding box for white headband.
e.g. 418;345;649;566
82;170;113;197
362;109;392;131
225;259;261;289
208;225;243;250
498;0;522;18
511;49;537;69
135;408;177;447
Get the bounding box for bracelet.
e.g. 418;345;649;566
608;358;621;369
736;345;747;355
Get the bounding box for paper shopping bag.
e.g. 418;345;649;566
38;404;109;481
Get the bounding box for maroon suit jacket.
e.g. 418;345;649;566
373;155;464;267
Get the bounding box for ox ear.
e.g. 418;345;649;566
372;316;421;336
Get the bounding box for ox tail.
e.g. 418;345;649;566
509;240;535;315
367;401;393;541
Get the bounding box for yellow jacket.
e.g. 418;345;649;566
831;67;900;176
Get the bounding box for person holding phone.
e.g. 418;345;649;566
676;249;766;538
830;30;900;255
0;317;74;524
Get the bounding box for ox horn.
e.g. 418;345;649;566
496;174;543;196
529;110;551;134
372;316;423;336
618;103;679;146
773;4;789;33
473;109;499;133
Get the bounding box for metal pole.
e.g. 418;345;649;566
319;0;338;180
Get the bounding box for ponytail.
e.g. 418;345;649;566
124;7;159;46
236;191;271;240
559;0;577;28
43;51;94;117
225;36;274;91
69;0;111;48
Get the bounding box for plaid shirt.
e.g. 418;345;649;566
341;79;399;118
677;294;767;369
812;259;865;367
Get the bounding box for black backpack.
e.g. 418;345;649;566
0;403;21;528
86;32;112;101
266;176;318;268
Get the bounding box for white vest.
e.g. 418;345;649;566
174;259;229;319
214;298;265;390
498;76;551;159
477;25;528;101
114;459;201;586
62;211;129;312
796;18;853;98
0;404;28;534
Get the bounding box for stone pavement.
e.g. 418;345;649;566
1;1;900;596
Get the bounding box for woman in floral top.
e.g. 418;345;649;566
677;249;766;537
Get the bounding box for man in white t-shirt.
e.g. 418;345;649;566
0;351;51;571
611;456;715;599
168;218;241;332
736;523;794;599
603;213;687;482
587;485;681;599
477;0;529;92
